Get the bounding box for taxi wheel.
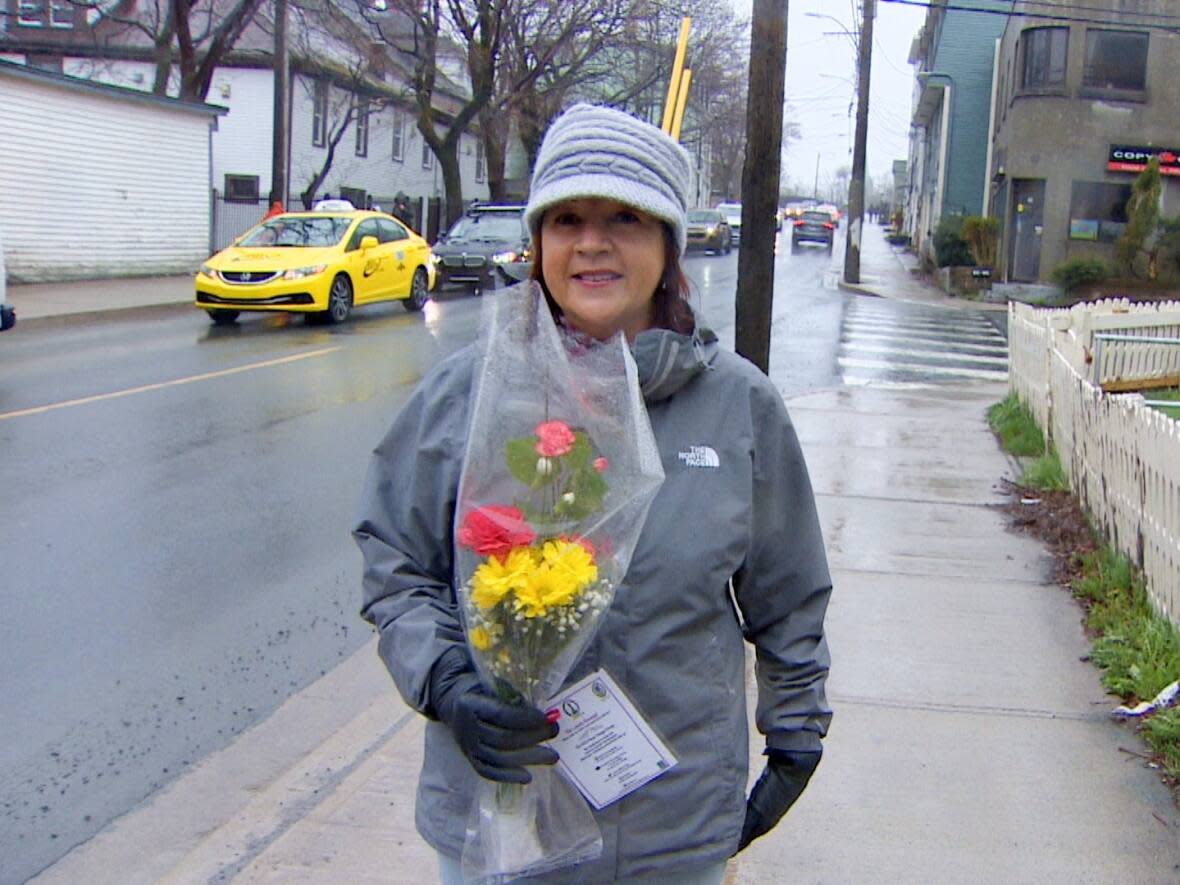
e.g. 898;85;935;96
206;309;240;325
325;274;353;324
404;268;428;312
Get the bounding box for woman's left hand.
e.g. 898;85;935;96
735;749;822;854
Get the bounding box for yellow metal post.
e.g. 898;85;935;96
670;69;692;141
661;17;692;133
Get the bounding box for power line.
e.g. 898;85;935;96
879;0;1180;31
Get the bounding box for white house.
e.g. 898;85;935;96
0;59;223;282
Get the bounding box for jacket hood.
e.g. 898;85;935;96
632;321;719;403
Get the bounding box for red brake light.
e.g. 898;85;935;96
823;222;834;230
793;220;805;227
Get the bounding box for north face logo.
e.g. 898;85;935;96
677;445;720;468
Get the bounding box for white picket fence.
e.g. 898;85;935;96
1008;299;1180;626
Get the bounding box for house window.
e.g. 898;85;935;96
391;110;405;162
224;174;261;203
1084;30;1148;93
475;139;486;182
312;81;328;147
18;1;45;26
50;0;74;28
355;100;369;157
422;140;433;170
1019;27;1068;92
1068;181;1131;243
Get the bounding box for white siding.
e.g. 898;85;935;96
208;68;274;194
0;72;213;282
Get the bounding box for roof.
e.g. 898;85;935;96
0;59;227;117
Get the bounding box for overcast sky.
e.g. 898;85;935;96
728;0;927;195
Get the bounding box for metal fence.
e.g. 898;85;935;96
210;191;266;253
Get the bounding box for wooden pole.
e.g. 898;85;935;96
734;0;788;375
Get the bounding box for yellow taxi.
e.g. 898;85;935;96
195;202;436;325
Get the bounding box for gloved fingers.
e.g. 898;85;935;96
476;718;559;750
467;694;554;732
470;745;560;783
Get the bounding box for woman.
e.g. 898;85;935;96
354;104;832;883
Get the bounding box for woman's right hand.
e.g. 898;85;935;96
430;647;559;784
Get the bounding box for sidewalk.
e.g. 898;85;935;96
836;224;1010;313
7;274;193;322
28;228;1180;883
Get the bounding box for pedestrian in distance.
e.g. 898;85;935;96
353;103;833;884
262;199;284;221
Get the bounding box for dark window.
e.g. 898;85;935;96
1084;30;1148;92
1020;27;1068;91
1068;180;1132;242
355;100;369;157
50;0;74;28
376;218;409;243
475;140;485;182
391;109;405;162
339;186;367;209
18;1;44;26
348;219;380;251
312;81;328;147
224;174;261;203
422;140;433;170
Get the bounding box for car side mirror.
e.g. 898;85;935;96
360;235;379;250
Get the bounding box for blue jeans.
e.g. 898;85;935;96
437;852;728;884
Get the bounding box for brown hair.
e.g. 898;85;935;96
529;223;694;335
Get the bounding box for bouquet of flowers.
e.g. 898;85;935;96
454;282;665;882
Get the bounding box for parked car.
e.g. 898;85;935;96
716;202;743;244
685;209;732;255
431;203;531;294
195;205;435;325
791;210;836;252
0;229;12;333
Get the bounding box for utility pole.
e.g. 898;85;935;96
734;0;788;375
269;0;290;208
814;153;820;199
843;0;874;285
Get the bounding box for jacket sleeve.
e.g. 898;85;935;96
732;378;832;754
352;354;473;718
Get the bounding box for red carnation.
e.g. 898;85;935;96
534;421;577;457
458;505;536;558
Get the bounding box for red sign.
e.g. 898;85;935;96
1108;145;1180;176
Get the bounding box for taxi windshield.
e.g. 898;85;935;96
237;216;353;248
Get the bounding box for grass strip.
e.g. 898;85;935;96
991;396;1180;782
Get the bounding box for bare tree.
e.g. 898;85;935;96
354;0;509;226
52;0;267;101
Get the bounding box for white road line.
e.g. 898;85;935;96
838;356;1008;379
841;331;1008;356
843;316;1006;338
0;346;344;421
840;343;1008;367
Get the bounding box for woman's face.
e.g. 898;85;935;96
539;198;666;341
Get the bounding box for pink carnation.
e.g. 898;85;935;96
458;505;535;558
593;457;609;473
534;421;577;457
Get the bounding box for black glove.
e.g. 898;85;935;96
736;748;822;854
429;646;559;784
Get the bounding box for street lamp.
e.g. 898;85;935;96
916;71;956;228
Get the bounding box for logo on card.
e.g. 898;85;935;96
677;445;720;468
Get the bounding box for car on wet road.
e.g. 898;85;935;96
194;203;435;325
791;209;836;253
685;209;732;255
430;203;532;294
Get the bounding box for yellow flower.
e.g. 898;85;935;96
514;563;579;618
471;547;535;609
542;539;598;588
469;626;493;651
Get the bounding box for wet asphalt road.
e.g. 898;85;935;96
0;234;845;883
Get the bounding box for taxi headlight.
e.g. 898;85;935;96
199;263;216;278
491;250;519;264
282;264;327;280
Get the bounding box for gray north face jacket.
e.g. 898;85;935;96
354;321;832;882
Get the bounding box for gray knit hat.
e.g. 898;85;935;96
525;104;692;254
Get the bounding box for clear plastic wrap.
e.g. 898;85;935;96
453;282;665;882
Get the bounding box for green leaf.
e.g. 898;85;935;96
505;438;539;485
562;465;607;520
564;433;592;470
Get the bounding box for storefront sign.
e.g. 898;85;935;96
1108;145;1180;176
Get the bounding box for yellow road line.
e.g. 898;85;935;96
0;346;343;421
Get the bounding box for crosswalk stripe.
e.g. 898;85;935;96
838;356;1008;380
841;343;1009;367
841;331;1008;357
842;316;1006;338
